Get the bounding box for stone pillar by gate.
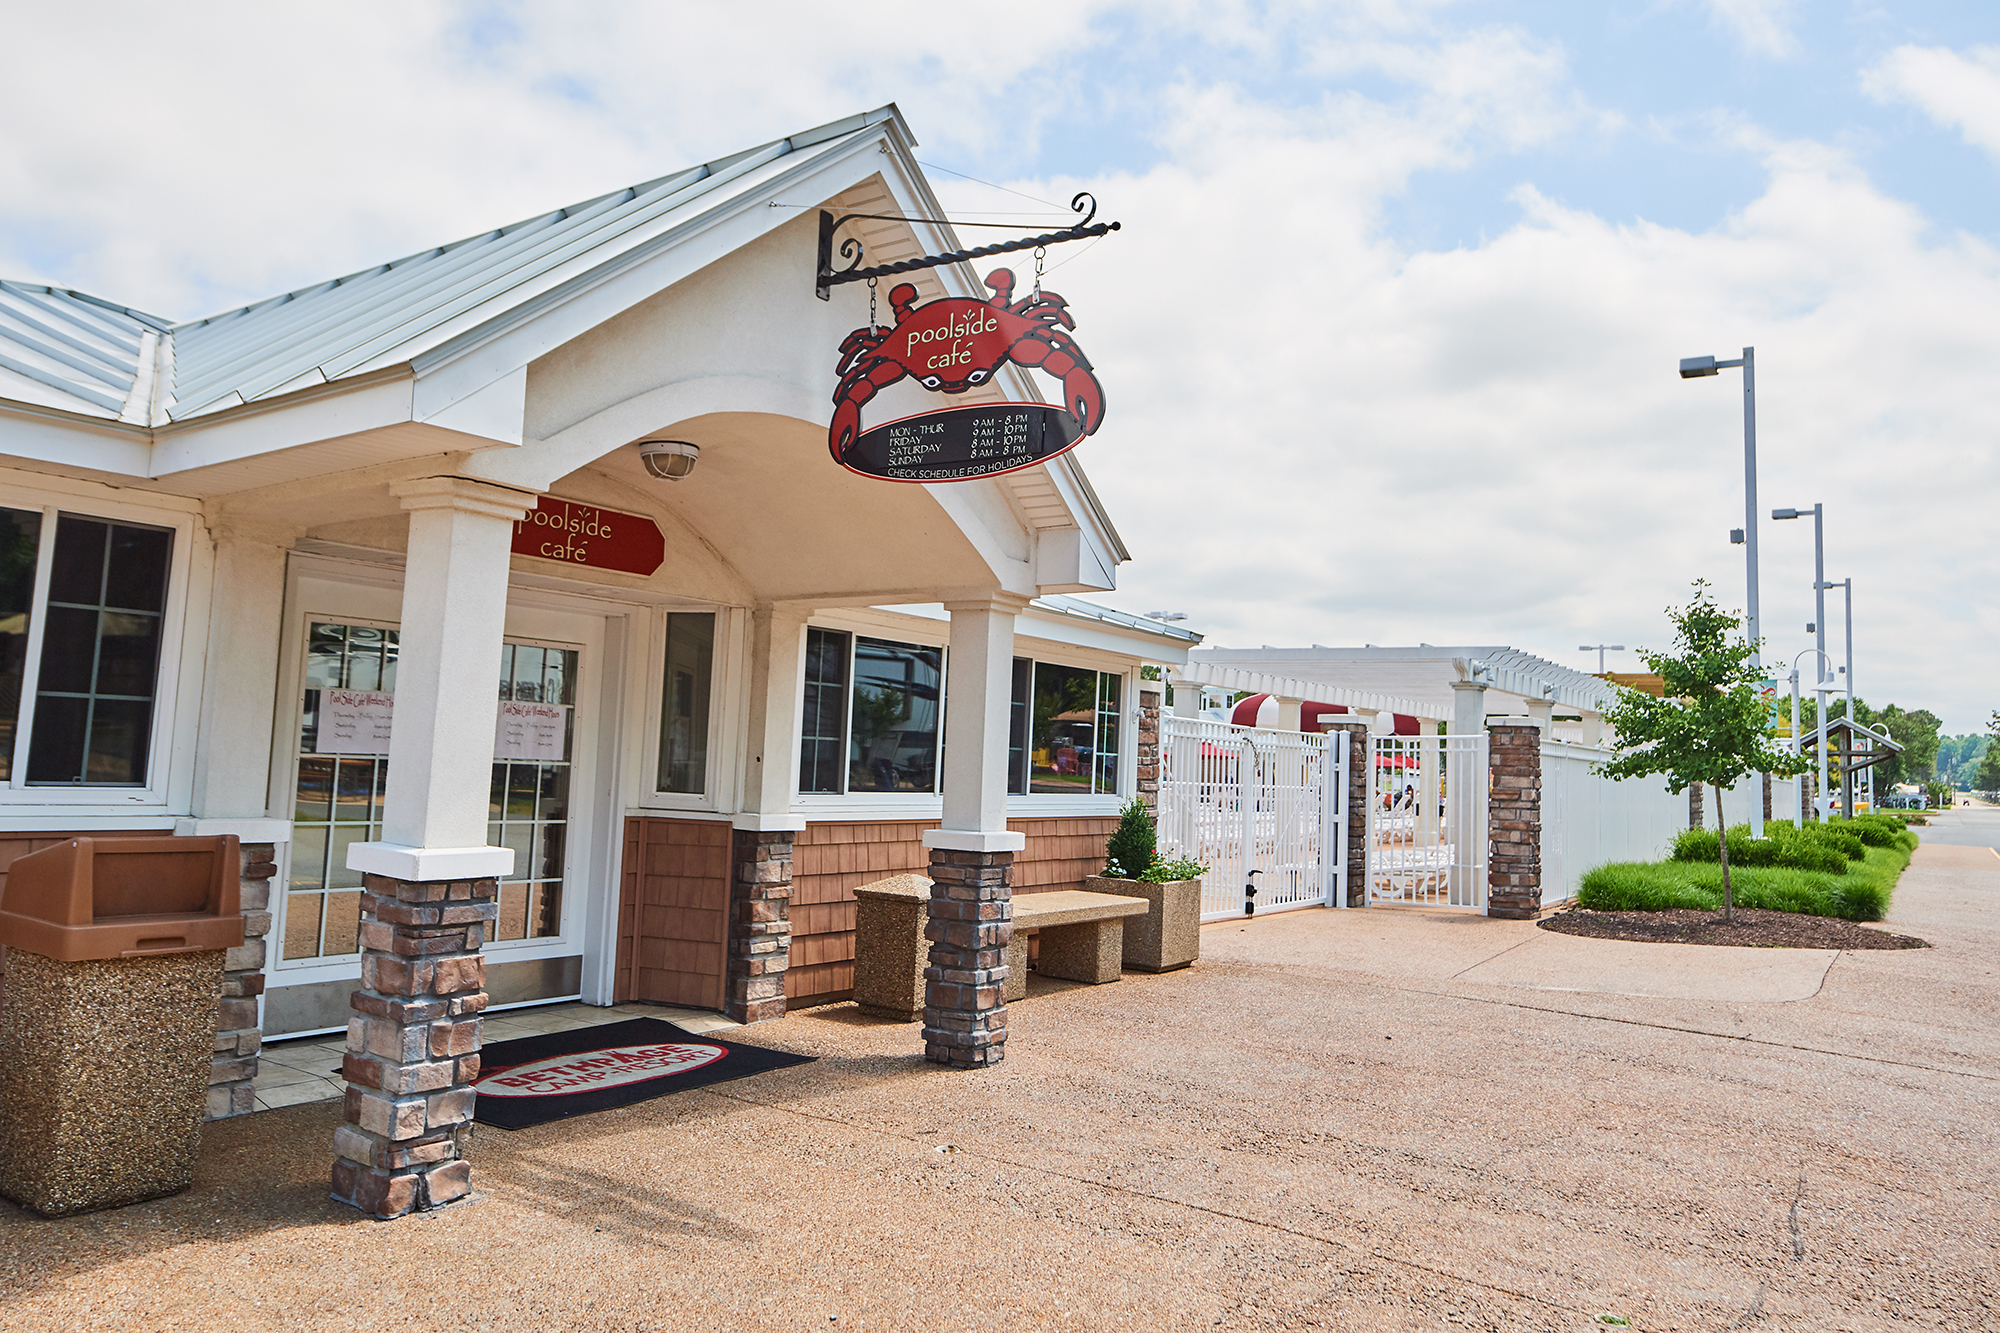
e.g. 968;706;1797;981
726;830;793;1024
1135;685;1162;811
1688;781;1704;830
332;873;494;1216
1324;721;1370;906
1487;720;1542;919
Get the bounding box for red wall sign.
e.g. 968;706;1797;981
512;497;664;575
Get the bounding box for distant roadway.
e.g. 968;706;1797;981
1919;802;2000;850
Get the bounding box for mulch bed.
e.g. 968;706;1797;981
1539;907;1929;950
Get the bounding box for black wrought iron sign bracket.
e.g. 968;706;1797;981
815;192;1119;300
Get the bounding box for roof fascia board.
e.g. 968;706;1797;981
1018;605;1193;662
0;400;153;476
147;370;415;478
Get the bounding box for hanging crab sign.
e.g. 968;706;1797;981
828;268;1105;481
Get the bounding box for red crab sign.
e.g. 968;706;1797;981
829;268;1105;481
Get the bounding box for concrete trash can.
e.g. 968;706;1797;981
0;835;243;1217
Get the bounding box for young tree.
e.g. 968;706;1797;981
1976;712;2000;794
1597;582;1807;921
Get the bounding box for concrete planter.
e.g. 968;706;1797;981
1084;875;1201;972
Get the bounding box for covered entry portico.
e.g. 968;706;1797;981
0;106;1165;1217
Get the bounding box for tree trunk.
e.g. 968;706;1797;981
1715;785;1733;924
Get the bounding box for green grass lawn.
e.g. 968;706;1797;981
1578;843;1912;922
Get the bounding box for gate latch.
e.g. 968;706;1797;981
1244;869;1260;918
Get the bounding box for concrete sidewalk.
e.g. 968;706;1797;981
1;857;1994;1330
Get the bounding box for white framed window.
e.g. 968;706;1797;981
1;490;196;807
798;627;945;798
1009;658;1124;797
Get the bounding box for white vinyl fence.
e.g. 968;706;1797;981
1156;716;1345;921
1540;741;1805;903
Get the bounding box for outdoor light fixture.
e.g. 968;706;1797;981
637;439;700;480
1682;344;1764;836
1579;644;1624;672
1144;611;1188;622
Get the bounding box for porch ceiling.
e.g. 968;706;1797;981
586;409;997;603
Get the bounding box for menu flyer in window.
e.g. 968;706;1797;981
494;700;568;762
317;689;395;755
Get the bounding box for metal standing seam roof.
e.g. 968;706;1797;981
0;282;169;421
0;108;903;428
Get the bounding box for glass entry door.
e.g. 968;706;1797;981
283;622;580;962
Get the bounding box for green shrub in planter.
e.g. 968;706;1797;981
1140;855;1208;884
1103;798;1158;880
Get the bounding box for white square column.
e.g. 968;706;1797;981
348;476;538;883
926;594;1031;852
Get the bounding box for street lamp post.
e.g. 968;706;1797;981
1683;347;1762;836
1680;348;1761;668
1772;503;1831;818
1579;644;1625;673
1789;647;1834;824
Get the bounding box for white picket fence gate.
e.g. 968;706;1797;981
1366;733;1488;908
1539;741;1804;903
1156;716;1348;922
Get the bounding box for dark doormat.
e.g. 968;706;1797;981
470;1017;815;1130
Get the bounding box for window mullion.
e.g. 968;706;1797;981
839;634;856;795
6;508;59;789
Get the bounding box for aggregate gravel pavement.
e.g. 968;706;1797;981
1;842;1994;1331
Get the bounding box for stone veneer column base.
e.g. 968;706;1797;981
1136;686;1162;810
922;849;1013;1068
208;840;276;1120
1487;721;1543;920
331;873;494;1220
726;830;794;1024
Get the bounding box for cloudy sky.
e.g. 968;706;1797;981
3;1;1994;729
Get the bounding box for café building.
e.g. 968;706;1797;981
0;106;1194;1213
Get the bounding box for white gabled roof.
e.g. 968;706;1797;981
0;107;904;429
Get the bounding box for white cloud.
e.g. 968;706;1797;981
1701;0;1800;59
1864;44;2000;162
1001;110;1999;730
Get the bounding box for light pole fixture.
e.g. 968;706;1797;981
1680;348;1761;670
1143;611;1188;622
1579;643;1625;673
1789;647;1835;824
1773;503;1832;816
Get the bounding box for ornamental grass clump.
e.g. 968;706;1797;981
1579;840;1908;922
1671;821;1859;874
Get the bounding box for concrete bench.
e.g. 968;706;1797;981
1006;890;1149;996
850;879;1149;1020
